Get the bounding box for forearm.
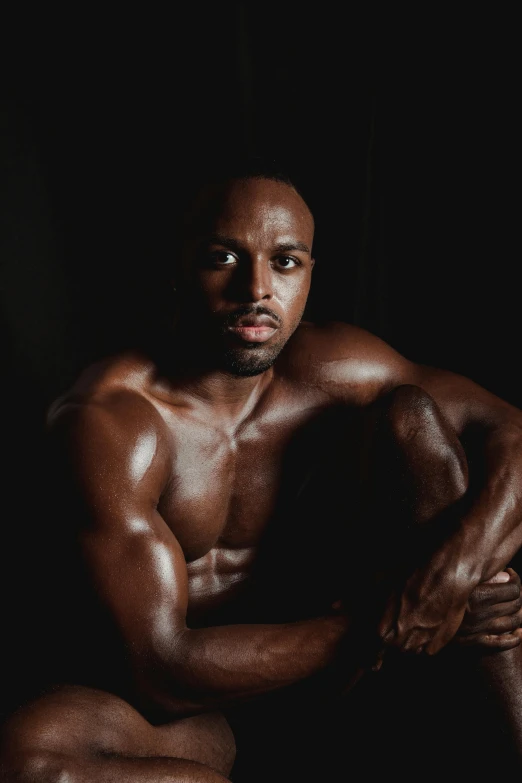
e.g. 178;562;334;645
137;613;352;717
414;366;522;583
444;424;522;586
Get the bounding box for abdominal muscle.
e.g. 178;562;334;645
186;544;259;627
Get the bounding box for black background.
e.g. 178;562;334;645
2;8;520;417
1;5;520;774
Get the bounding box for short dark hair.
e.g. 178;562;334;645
178;151;311;242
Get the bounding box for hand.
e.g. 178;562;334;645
453;568;522;651
376;548;472;657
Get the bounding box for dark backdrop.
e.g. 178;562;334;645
2;8;520;416
0;5;520;770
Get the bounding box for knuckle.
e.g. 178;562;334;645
486;634;507;647
469;587;487;605
496;616;520;633
490;615;517;634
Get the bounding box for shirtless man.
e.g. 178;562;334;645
2;157;522;780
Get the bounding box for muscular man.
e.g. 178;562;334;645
2;157;522;780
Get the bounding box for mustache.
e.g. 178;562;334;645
217;305;282;328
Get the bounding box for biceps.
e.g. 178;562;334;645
81;517;189;657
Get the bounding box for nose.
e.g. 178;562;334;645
243;257;273;302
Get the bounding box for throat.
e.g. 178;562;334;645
155;360;274;427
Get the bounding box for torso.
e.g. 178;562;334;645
0;321;407;708
145;356;352;623
47;322;404;637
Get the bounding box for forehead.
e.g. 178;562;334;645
191;177;314;246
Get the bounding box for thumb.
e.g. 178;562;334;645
484;571;510;584
377;591;398;644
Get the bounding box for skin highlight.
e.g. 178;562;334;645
2;174;522;779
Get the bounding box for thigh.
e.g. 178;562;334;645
0;685;235;781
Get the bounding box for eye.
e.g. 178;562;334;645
209;251;237;267
273;256;301;270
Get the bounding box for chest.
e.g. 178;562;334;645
157;415;298;561
157;398;357;561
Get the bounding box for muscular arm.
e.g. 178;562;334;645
414;362;522;576
313;323;522;654
397;361;522;652
49;395;353;719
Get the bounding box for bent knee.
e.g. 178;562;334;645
383;384;468;495
385;384;449;439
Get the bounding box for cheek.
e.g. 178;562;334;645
192;271;229;301
277;275;310;316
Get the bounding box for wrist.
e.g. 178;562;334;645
429;531;482;592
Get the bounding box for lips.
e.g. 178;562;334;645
226;314;280;343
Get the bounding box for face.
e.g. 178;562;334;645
178;177;315;376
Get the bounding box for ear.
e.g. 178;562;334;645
310;257;316;269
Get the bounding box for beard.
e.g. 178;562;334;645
211;303;304;377
177;302;303;377
218;340;285;377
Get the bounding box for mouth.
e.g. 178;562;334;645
225;314;280;344
227;325;278;343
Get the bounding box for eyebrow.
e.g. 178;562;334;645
205;234;311;255
274;241;311;255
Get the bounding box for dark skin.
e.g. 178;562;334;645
3;176;522;780
54;179;522;662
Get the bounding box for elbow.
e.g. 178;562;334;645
128;629;207;720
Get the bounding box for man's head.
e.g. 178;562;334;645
175;157;315;377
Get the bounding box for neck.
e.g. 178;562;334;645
148;329;274;422
178;367;272;409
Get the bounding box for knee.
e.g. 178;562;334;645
382;384;469;497
385;384;447;439
3;750;75;782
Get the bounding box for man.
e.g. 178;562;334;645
2;157;522;780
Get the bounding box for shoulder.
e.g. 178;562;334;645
280;321;417;404
47;352;171;469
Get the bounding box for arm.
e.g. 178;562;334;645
316;323;522;655
49;396;353;719
414;362;522;581
387;361;522;654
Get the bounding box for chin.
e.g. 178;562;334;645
220;344;282;377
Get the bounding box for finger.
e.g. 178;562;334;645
399;629;432;653
467;595;522;623
506;567;521;587
403;622;458;655
377;593;398;646
463;607;522;636
456;631;522;651
468;581;520;609
425;613;467;655
371;650;386;672
484;571;511;584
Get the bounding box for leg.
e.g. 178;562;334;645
0;685;234;782
359;383;469;562
226;385;477;781
341;383;470;653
